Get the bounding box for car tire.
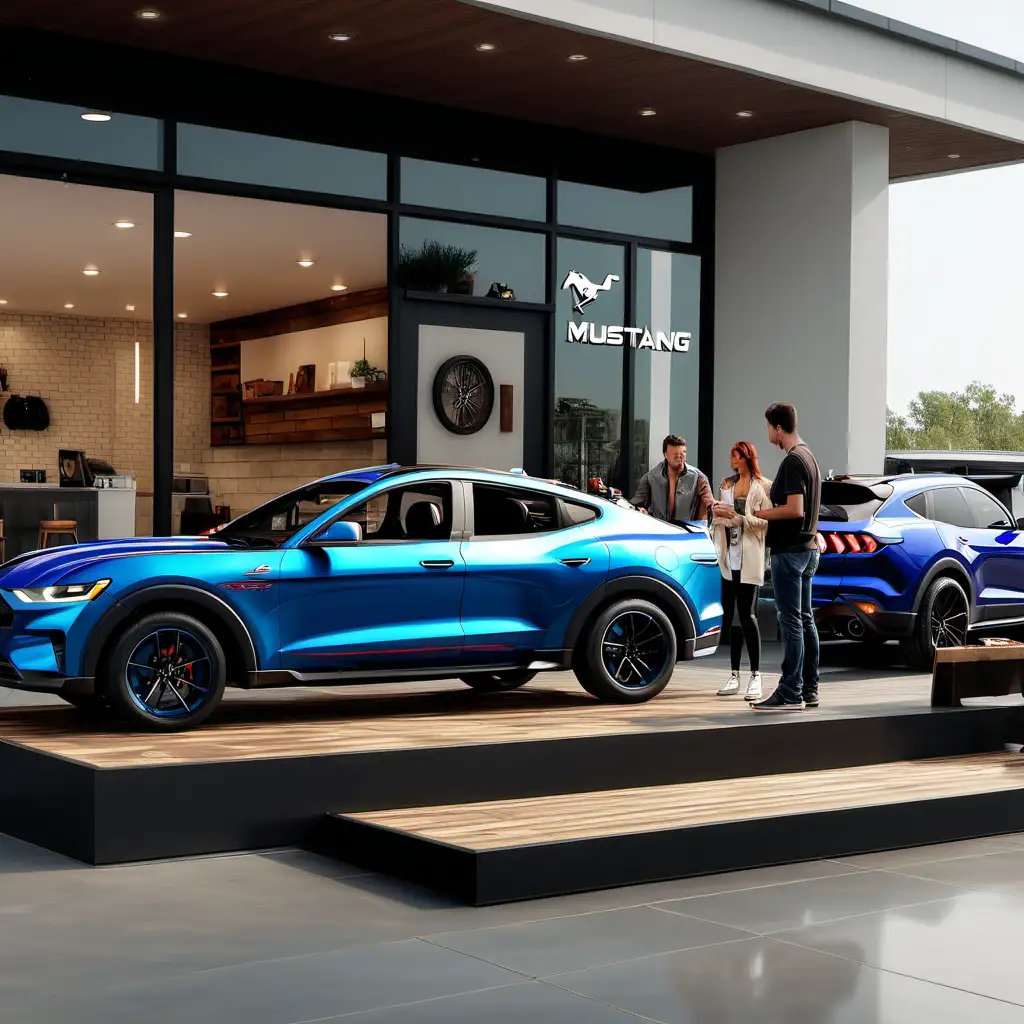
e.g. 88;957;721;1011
459;670;538;692
102;612;227;731
574;598;677;703
900;576;969;672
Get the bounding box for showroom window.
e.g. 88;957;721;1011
401;158;546;222
554;238;626;491
0;95;161;170
557;179;692;242
632;250;702;493
177;124;387;199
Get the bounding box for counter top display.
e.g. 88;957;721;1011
0;485;136;558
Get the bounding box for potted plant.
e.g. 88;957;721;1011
350;359;385;389
397;240;478;294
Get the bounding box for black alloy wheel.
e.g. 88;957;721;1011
575;598;677;703
900;576;969;671
432;355;494;435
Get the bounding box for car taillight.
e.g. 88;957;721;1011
818;532;881;555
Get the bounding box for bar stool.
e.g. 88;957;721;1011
38;520;79;549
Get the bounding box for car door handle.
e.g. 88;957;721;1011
560;557;591;567
958;536;970;545
420;559;455;569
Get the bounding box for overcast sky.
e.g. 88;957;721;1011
850;1;1024;415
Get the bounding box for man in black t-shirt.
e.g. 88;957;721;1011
751;402;822;711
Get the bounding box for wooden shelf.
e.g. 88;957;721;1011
210;342;241;351
212;364;240;372
242;381;387;407
212;416;242;424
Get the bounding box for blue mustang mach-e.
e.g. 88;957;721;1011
0;466;723;730
813;473;1024;668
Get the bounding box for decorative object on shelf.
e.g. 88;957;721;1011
287;372;295;395
432;354;494;435
242;379;284;401
295;364;316;394
3;394;49;431
350;358;385;390
487;283;516;301
397;240;478;293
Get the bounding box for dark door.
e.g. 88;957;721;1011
393;299;549;476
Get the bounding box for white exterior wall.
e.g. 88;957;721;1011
712;122;889;484
465;0;1024;147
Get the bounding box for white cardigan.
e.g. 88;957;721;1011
711;476;772;586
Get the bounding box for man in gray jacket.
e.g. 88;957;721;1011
631;435;714;524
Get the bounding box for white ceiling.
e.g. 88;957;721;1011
0;174;387;323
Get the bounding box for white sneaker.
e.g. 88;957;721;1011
718;672;741;696
745;673;763;701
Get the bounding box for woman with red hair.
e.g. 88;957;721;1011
711;442;772;700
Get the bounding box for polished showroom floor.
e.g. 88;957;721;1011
4;642;1024;1022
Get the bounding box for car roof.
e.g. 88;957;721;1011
320;464;594;498
825;473;1001;495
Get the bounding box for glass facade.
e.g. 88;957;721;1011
632;250;703;494
177;124;387;199
399;218;547;304
0;96;161;169
401;158;546;222
554;239;626;490
558;180;693;242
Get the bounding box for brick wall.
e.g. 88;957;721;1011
202;439;388;517
0;311;210;534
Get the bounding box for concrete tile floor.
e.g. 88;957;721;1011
2;641;1024;1020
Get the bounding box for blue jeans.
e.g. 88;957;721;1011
771;549;820;703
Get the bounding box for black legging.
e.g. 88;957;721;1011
721;570;760;672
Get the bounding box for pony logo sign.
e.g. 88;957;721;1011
560;271;692;354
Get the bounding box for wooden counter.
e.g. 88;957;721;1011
242;382;387;445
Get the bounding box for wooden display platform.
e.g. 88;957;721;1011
0;671;1021;876
326;751;1024;904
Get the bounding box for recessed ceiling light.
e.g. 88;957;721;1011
0;300;7;305
82;267;100;276
567;54;588;61
174;230;193;238
476;43;497;52
948;153;961;159
81;112;112;122
328;32;352;41
638;108;657;117
736;110;755;118
212;291;229;298
331;284;348;292
296;259;316;268
64;303;74;309
113;220;137;229
126;305;135;311
135;8;162;19
177;312;188;319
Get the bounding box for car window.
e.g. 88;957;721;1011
905;492;928;518
564;500;600;525
216;480;369;548
339;482;453;542
472;483;561;536
929;487;975;529
963;488;1014;530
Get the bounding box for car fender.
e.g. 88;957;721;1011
911;556;975;618
563;574;697;651
82;583;259;678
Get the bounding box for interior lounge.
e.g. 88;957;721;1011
0;171;388;557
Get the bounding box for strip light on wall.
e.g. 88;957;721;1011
132;313;140;404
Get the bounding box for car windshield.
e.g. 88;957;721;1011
214;480;371;548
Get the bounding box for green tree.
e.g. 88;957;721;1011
886;382;1024;451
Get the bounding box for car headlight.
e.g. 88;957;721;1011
12;580;111;604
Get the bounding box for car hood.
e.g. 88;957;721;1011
0;536;227;589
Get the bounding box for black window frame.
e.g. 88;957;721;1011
464;481;593;539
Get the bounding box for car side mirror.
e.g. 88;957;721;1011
310;520;362;546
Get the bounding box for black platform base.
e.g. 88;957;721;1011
322;789;1024;906
0;703;1021;868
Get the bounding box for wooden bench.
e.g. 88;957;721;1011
932;644;1024;707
